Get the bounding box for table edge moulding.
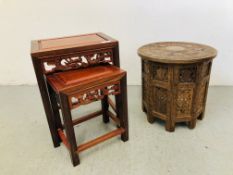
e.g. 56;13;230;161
138;42;217;64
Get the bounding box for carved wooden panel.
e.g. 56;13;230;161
142;75;148;104
41;49;113;74
142;60;150;111
68;82;120;109
202;61;212;77
176;87;193;116
179;65;197;82
143;61;150;74
151;63;168;81
153;87;168;115
195;82;207;114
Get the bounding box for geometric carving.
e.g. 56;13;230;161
176;87;193;115
42;49;113;74
151;63;168;81
179;65;197;82
69;82;120;109
195;82;207;113
153;87;168;115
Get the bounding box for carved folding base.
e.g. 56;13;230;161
142;59;212;132
145;113;202;132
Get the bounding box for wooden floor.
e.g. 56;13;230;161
0;86;233;175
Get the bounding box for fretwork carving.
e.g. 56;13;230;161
42;49;113;74
151;63;168;81
179;65;197;82
69;82;120;109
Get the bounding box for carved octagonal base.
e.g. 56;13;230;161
139;42;217;132
142;59;213;132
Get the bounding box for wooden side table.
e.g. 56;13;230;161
138;42;217;132
31;33;129;166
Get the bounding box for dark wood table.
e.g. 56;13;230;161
138;42;217;131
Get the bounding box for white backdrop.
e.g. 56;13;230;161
0;0;232;85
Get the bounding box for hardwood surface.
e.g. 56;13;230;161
138;42;217;131
31;33;128;166
47;65;125;92
31;33;117;57
138;42;217;64
39;34;106;49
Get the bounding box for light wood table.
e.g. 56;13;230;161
138;42;217;131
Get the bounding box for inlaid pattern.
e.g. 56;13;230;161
138;42;217;63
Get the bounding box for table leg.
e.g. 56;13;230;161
116;75;129;142
101;95;109;123
187;119;197;129
165;120;175;132
147;112;156;124
59;93;80;166
32;58;61;147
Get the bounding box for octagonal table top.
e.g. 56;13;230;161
138;42;217;64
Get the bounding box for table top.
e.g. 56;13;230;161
138;42;217;64
31;33;117;57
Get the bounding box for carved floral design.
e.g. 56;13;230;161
153;87;168;115
69;82;120;109
176;87;193;115
42;49;113;74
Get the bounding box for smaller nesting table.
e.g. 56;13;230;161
138;42;217;132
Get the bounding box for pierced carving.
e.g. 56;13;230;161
69;82;120;109
179;65;197;82
151;63;168;81
153;87;168;115
42;49;113;74
176;87;193;115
